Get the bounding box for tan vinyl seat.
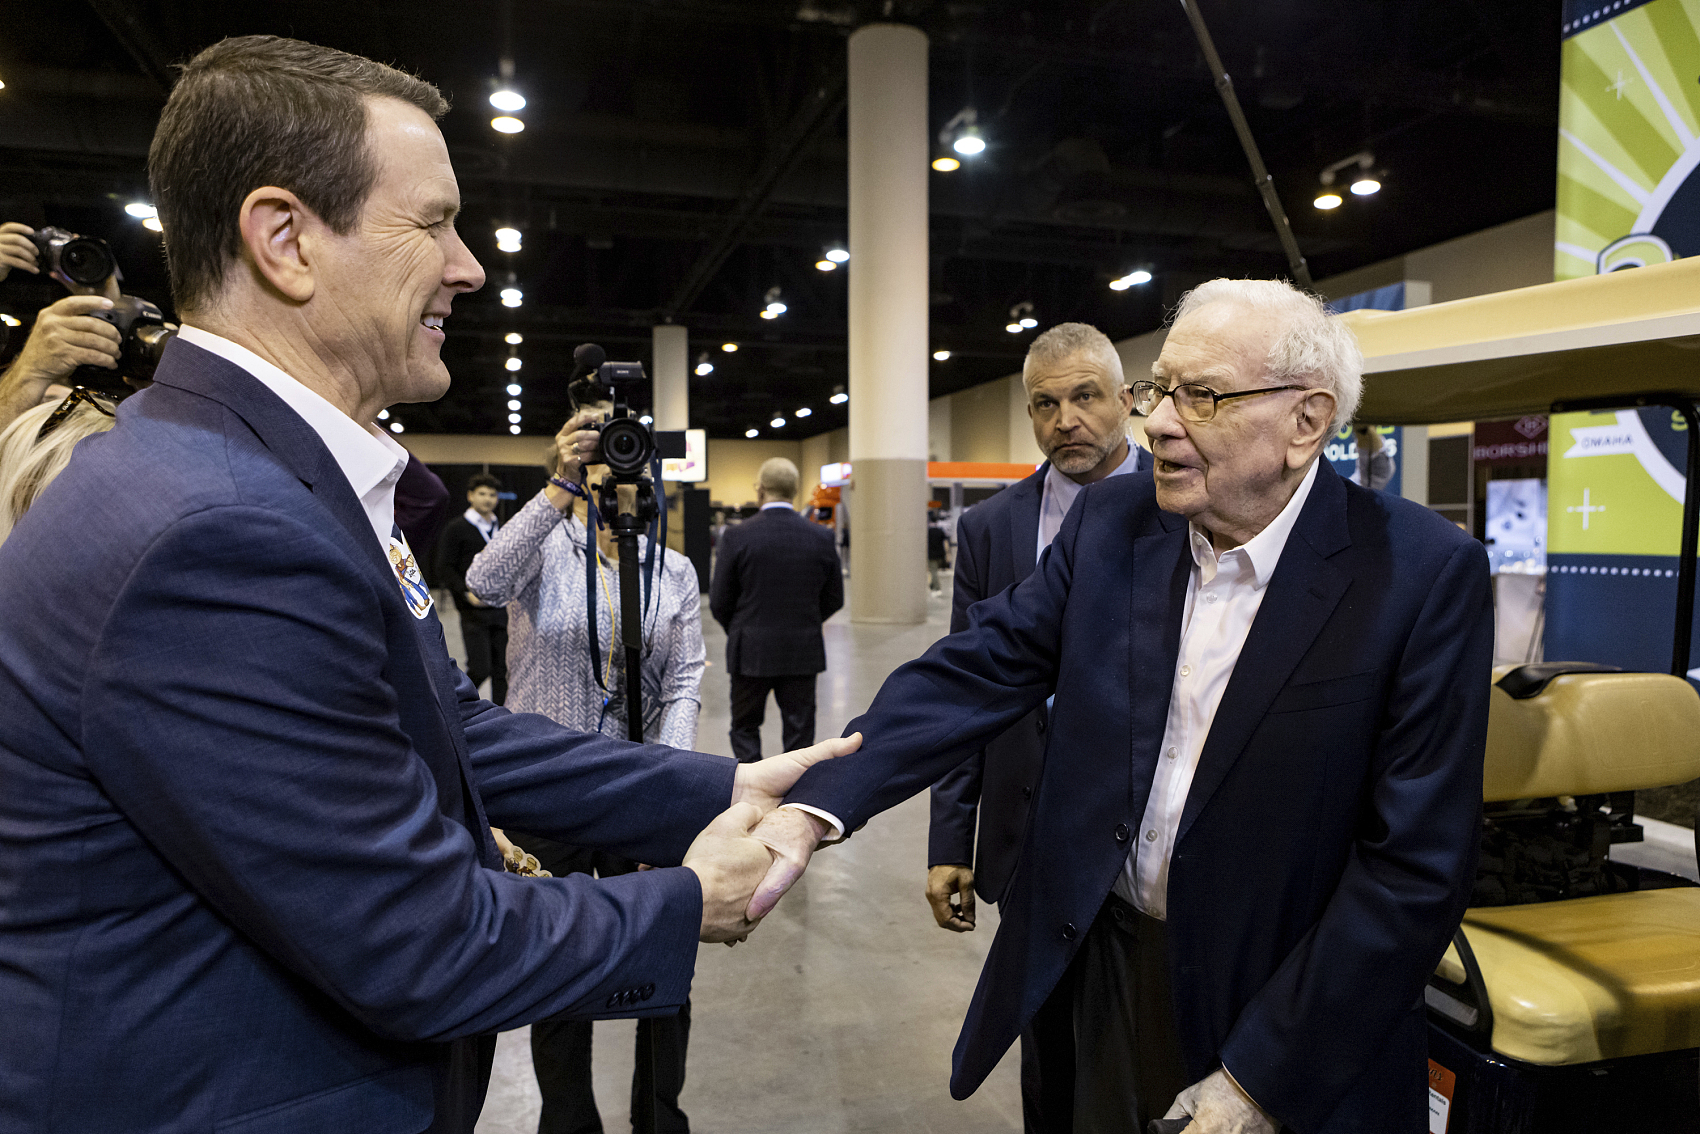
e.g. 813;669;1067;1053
1435;667;1700;1066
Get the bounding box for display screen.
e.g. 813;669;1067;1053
661;429;706;482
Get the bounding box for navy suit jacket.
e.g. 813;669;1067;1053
789;461;1491;1134
709;506;843;676
929;448;1151;903
0;340;736;1134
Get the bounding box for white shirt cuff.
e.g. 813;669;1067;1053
781;803;844;841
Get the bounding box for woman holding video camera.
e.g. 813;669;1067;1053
465;402;707;1134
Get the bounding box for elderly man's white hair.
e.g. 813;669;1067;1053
1021;322;1125;391
1171;279;1363;433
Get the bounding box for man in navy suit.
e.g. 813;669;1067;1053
0;37;852;1134
710;457;844;762
750;280;1491;1133
928;322;1149;1131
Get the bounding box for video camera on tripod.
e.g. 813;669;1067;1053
28;226;176;394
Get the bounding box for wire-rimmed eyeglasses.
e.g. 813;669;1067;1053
36;386;116;442
1130;379;1308;424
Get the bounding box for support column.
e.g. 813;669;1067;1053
651;324;689;431
847;23;929;625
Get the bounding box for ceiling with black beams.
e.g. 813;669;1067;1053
0;0;1560;441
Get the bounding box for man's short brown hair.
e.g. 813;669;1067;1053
148;36;448;313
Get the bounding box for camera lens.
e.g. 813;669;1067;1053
599;417;655;478
60;238;117;287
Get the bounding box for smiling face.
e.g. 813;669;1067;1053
1145;301;1334;548
311;97;484;409
1025;354;1134;481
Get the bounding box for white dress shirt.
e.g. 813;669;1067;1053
174;325;411;552
760;501;795;511
465;507;498;542
1115;460;1319;919
1036;442;1145;556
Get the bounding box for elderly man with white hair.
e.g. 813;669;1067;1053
751;279;1493;1133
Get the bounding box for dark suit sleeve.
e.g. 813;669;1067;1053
708;528;738;630
81;506;730;1045
435;521;471;597
927;512;990;867
787;490;1081;831
819;531;844;620
394;453;450;551
1220;538;1492;1131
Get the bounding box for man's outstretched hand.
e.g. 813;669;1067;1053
729;732;861;812
682;802;773;943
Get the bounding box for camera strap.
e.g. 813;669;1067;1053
583;478;610;694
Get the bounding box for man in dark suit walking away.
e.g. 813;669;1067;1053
928;322;1149;1133
710;457;844;763
437;472;508;703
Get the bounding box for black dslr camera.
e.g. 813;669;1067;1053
28;226;176;390
566;343;687;484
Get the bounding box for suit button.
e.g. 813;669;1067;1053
1021;786;1033;799
1036;719;1046;734
1115;824;1130;844
641;983;656;1001
1062;923;1077;941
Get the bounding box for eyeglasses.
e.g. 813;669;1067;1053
36;386;116;442
1130;379;1308;424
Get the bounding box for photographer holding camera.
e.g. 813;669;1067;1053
466;398;709;1134
0;222;125;431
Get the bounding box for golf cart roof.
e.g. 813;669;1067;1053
1337;256;1700;426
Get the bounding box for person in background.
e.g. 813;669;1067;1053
927;514;949;593
709;457;843;764
0;387;117;544
395;452;450;555
0;222;126;431
466;406;707;1134
437;472;509;704
927;321;1149;1132
1352;423;1395;491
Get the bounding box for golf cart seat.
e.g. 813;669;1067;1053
1429;665;1700;1066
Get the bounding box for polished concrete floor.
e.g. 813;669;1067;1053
442;573;1027;1134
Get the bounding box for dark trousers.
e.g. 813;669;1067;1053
519;835;691;1134
727;673;816;763
1070;893;1189;1134
460;610;508;705
1020;963;1078;1133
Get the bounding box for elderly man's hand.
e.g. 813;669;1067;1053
683;802;774;942
926;864;976;931
10;296;121;385
0;222;38;282
1163;1068;1276;1134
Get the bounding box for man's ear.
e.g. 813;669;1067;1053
237;186;318;304
1288;389;1337;470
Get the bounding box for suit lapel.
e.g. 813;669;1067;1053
1129;510;1191;799
1007;464;1046;583
1176;464;1352;843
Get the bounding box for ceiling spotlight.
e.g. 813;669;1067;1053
1350;176;1381;196
504;332;523;345
933;350;951;361
940;107;986;159
1006;322;1024;334
721;342;738;352
390;422;405;433
953;130;985;156
142;217;163;233
695;351;715;377
491;116;525;134
124;202;157;219
1020;317;1037;329
508;413;522;424
1313;190;1343;210
505;357;523;372
1110;269;1153;291
509;424;522;434
829;391;848;405
489;88;527;112
639;415;653;426
507;399;522;411
825;248;849;263
770;416;787;429
500;287;523;308
506;383;522;395
377;409;390;420
796;407;813;418
932;156;961;172
1008;301;1036;333
495;226;522;252
745;428;760;438
761;286;786;319
0;314;19;327
815;259;836;272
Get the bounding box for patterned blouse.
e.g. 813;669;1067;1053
464;490;705;750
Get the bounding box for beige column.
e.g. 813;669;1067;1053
651;324;689;431
847;23;929;624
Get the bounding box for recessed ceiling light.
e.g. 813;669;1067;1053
770;416;786;428
1314;191;1343;210
505;357;523;372
510;424;522;434
489;89;526;112
500;287;523;307
796;407;812;418
508;413;522;424
815;259;836;272
142;217;162;232
390;421;405;433
825;248;849;263
491;116;525;134
506;383;522;396
505;332;523;345
932;156;961;172
933;350;951;361
124;203;157;219
745;428;759;438
722;342;738;352
1349;177;1381;196
507;399;522;411
830;392;848;405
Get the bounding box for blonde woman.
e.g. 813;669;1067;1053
0;387;116;544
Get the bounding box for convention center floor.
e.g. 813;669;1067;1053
440;574;1028;1134
438;574;1699;1134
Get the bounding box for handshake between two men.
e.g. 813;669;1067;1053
683;732;861;942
